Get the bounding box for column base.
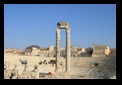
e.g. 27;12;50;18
65;70;70;74
55;69;60;72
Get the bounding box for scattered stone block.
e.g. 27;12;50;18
19;71;38;79
110;76;116;79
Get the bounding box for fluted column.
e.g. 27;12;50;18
55;28;60;72
66;28;71;72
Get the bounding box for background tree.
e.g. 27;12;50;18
25;45;40;50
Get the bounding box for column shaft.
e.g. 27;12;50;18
55;28;60;72
66;29;71;72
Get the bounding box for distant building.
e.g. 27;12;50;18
92;45;111;57
70;46;77;57
25;49;32;56
48;46;55;57
5;48;17;54
40;48;49;57
31;47;40;56
14;50;21;54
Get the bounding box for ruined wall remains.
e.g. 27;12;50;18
4;54;116;79
92;45;111;57
49;46;55;57
71;57;116;68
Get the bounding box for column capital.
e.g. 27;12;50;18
66;27;70;30
57;22;69;28
66;28;70;33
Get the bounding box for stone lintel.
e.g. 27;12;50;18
57;22;69;29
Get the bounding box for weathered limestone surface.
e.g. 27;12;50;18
92;45;111;57
4;70;12;78
51;72;71;79
55;22;71;73
4;70;18;79
18;71;39;79
57;22;69;28
4;54;116;79
55;28;60;72
92;54;106;57
66;29;71;72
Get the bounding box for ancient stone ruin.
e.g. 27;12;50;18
55;22;71;73
92;45;111;57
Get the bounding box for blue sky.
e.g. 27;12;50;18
4;4;116;50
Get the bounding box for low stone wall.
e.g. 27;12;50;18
92;54;106;57
4;54;116;69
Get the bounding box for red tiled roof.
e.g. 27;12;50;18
25;49;32;52
40;48;49;50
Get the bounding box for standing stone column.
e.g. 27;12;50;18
55;28;60;72
66;28;71;72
